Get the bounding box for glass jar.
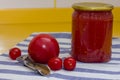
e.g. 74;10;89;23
71;2;114;62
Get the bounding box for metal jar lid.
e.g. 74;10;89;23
72;2;113;11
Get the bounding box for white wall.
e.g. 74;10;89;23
0;0;54;8
0;0;119;9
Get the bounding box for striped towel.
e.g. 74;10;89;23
0;32;120;80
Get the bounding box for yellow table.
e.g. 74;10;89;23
0;8;120;54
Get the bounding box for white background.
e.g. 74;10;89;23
0;0;119;9
0;0;54;8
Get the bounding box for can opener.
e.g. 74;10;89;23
16;55;50;76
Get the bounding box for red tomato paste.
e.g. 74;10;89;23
71;2;113;62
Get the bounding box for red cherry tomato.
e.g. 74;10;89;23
48;57;62;71
63;57;76;71
9;47;21;60
28;34;59;64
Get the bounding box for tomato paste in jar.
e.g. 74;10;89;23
71;2;114;62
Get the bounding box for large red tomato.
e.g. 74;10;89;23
28;34;60;64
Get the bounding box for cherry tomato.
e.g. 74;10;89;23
48;57;62;71
28;34;59;64
9;47;21;60
63;57;76;71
